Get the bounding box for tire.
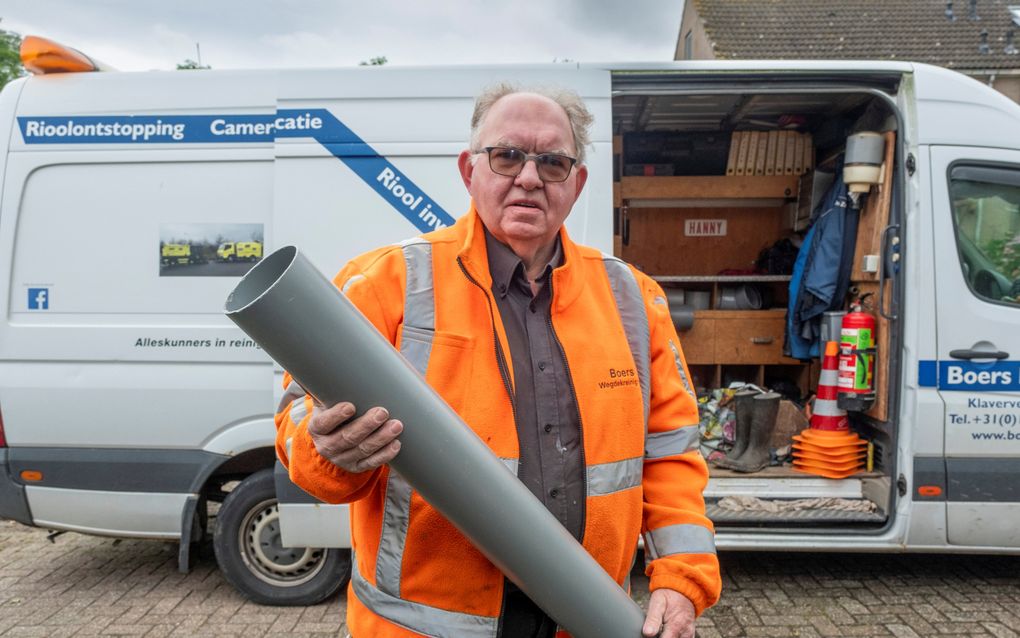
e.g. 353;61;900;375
213;469;351;605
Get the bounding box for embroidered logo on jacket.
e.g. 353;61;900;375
598;367;639;390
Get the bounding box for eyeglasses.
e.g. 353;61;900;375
475;146;578;183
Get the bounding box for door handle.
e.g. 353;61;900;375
949;349;1009;360
878;223;900;321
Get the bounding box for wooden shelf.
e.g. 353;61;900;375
694;309;786;319
616;170;813;398
620;175;799;200
679;309;798;367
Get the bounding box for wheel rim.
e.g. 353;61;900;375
238;498;327;587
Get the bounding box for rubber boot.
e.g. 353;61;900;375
730;391;781;473
712;388;759;469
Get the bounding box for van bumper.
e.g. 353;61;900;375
0;449;33;525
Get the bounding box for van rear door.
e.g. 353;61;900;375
930;145;1020;548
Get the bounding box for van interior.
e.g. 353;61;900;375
610;72;902;532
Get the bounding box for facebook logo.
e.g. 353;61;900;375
28;288;49;310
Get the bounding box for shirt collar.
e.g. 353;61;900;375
483;227;562;298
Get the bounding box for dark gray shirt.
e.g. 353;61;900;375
484;230;584;541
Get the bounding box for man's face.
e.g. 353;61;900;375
458;93;588;249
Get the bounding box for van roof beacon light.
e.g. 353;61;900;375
20;35;99;75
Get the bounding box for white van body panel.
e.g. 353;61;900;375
911;63;1020;148
904;501;950;547
0;77;25;204
0;63;612;552
947;502;1020;546
201;418;276;457
2;60;1020;557
279;503;352;548
27;486;185;538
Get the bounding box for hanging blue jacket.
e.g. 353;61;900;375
786;165;858;360
785;223;818;359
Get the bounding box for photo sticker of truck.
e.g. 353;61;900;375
159;223;264;277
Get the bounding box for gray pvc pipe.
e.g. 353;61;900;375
225;246;645;638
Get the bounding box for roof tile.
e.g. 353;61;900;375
690;0;1020;69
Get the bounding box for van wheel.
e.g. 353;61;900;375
213;469;350;605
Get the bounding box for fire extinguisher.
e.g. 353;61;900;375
837;294;876;411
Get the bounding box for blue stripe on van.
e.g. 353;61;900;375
918;360;938;388
16;110;455;234
918;359;1020;391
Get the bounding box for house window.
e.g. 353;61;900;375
684;31;693;59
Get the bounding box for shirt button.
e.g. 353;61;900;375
549;488;559;498
544;423;553;433
538;362;546;371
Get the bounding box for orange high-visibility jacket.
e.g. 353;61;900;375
275;204;721;637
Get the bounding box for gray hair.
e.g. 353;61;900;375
469;83;594;164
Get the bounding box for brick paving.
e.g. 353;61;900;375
3;519;1020;637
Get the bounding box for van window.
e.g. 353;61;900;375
949;164;1020;306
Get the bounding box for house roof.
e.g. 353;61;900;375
690;0;1020;70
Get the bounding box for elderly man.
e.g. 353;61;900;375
275;84;721;638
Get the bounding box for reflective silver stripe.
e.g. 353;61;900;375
277;380;305;413
341;273;366;295
643;524;717;562
500;457;520;476
285;437;293;459
819;367;838;386
643;531;658;562
400;238;435;377
374;238;437;599
645;426;700;459
353;557;498;638
588;457;643;496
289;397;309;425
668;339;697;402
602;256;651;430
653;295;668;306
376;472;413;596
813;398;845;417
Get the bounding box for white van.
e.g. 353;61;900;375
3;40;1020;605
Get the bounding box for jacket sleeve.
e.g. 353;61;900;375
273;253;404;504
638;276;722;616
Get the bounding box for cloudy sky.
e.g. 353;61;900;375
2;1;685;71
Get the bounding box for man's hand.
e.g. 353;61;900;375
643;589;696;638
307;402;403;473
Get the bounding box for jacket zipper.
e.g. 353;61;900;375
457;256;517;635
545;278;588;544
455;257;517;430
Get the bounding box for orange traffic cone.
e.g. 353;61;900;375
792;341;867;479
